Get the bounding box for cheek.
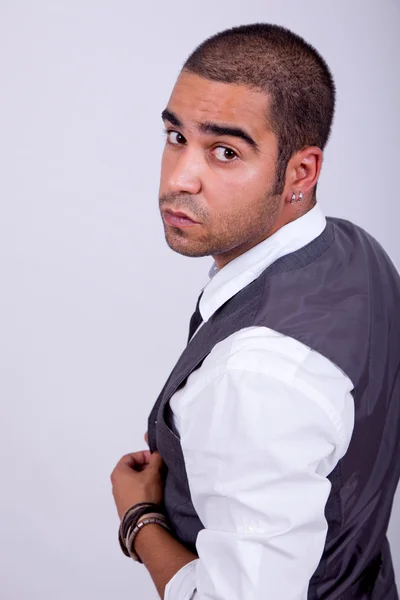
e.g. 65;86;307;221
234;161;273;190
205;163;271;211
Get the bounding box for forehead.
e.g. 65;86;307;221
166;71;271;136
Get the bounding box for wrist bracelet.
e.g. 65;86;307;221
127;515;172;563
126;511;162;539
118;502;166;558
122;503;164;535
121;502;154;523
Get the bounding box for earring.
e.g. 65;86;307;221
298;191;303;202
290;193;296;204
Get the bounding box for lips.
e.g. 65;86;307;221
163;209;199;228
166;209;196;222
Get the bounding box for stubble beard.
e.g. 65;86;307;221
160;188;282;259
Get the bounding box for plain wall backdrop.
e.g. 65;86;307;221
0;1;399;598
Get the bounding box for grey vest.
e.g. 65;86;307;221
147;217;400;599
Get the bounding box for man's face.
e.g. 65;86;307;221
159;71;283;267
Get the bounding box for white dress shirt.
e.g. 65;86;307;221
164;203;355;600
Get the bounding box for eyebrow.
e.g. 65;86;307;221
161;108;260;153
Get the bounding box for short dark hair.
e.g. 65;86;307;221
182;23;336;197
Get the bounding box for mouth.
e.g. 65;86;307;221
163;209;200;228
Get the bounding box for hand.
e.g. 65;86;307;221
111;448;165;520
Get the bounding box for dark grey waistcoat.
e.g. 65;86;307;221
147;217;400;599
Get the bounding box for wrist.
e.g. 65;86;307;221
133;517;173;558
126;512;172;563
132;512;166;538
119;503;165;558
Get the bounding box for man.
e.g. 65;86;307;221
110;23;400;599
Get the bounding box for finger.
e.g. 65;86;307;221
144;431;149;445
148;450;164;469
115;451;149;470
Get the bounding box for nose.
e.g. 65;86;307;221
165;149;202;196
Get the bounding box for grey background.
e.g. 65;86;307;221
0;1;399;598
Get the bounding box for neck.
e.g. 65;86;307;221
213;201;316;270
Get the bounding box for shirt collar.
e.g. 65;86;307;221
199;202;327;323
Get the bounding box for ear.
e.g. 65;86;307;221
284;146;323;203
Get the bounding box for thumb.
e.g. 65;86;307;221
148;450;164;468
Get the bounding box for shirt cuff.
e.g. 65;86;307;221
164;559;199;600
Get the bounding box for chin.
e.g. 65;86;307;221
164;231;210;258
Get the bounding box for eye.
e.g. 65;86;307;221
164;129;186;145
213;146;238;163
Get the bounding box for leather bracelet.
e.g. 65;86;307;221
125;511;165;545
121;503;164;540
127;514;172;563
121;502;154;521
118;503;165;557
120;503;162;533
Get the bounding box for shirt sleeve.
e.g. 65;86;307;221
164;327;355;600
